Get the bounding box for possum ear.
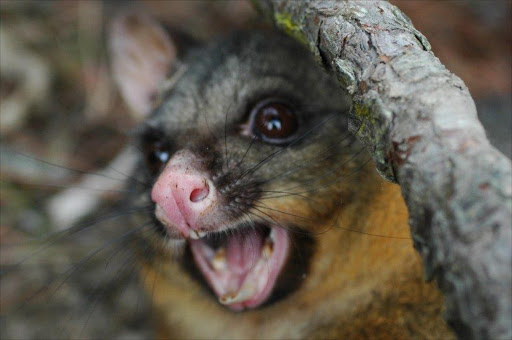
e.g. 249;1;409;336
109;12;177;120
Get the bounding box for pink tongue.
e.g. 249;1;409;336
225;231;265;277
190;226;290;310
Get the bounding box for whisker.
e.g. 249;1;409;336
150;250;163;319
45;221;152;299
0;205;153;273
252;203;317;222
244;209;320;237
224;105;229;170
254;131;355;188
78;250;138;338
234;115;338;184
9;150;132;184
333;225;411;240
11;221;153;314
233;200;321;237
101;149;151;189
264;144;368;196
248;201;409;239
236;136;258;168
263;155;372;199
0;180;137;194
256;190;313;201
2;203;153;245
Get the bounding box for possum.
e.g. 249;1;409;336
105;12;456;339
1;11;454;340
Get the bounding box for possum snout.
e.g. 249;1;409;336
151;150;217;239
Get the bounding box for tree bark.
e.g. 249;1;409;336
253;1;512;339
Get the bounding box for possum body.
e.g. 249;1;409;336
110;13;454;339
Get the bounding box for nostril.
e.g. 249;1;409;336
190;182;209;202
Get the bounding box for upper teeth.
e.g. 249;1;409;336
262;239;274;259
269;227;276;241
189;230;207;240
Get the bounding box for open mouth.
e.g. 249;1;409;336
189;224;290;311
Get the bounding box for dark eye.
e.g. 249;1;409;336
251;100;298;144
145;141;170;174
141;131;171;175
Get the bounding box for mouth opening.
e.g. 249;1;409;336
189;224;290;311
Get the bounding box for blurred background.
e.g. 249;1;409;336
0;1;510;339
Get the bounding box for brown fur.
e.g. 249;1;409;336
140;168;454;339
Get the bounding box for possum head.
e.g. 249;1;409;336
110;13;364;311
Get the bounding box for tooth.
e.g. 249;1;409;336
219;284;257;305
262;238;274;259
189;230;200;239
269;227;276;241
211;247;227;271
198;231;207;238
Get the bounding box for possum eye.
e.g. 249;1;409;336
250;100;298;144
142;135;171;176
145;140;170;175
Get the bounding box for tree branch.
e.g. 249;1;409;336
254;1;512;339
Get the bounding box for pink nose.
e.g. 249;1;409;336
151;150;215;238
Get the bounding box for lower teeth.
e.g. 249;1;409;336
211;247;227;271
219;284;257;305
216;236;275;306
